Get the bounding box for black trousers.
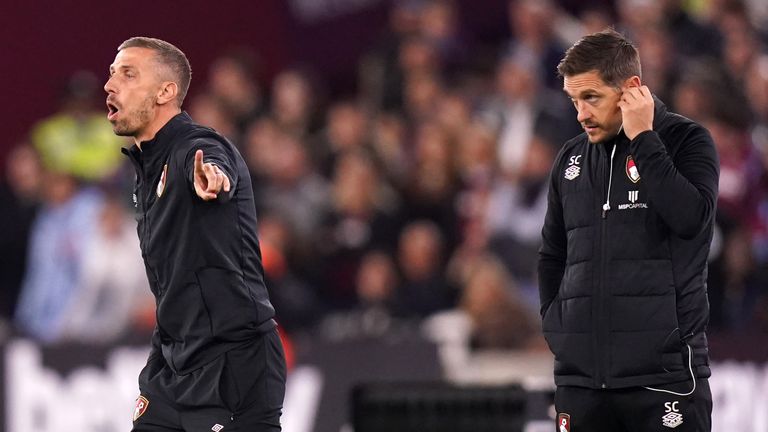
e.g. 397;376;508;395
132;328;287;432
554;379;712;432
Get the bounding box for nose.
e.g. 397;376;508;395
575;101;591;123
104;76;115;94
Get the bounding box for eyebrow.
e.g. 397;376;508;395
109;65;136;74
563;88;600;98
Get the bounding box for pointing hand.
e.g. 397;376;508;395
193;149;230;201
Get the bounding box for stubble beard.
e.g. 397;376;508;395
113;95;156;138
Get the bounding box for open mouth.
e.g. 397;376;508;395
106;101;120;121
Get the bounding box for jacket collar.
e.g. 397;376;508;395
652;95;668;130
121;112;192;166
137;111;192;156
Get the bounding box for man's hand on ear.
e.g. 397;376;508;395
618;85;655;140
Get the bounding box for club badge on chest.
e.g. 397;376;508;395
156;164;168;198
626;155;641;183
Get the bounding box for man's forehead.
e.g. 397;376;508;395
563;71;610;94
112;47;156;66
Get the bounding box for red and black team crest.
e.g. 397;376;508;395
626;155;641;183
558;413;571;432
133;395;149;422
156;164;168;197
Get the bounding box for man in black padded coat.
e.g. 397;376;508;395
538;29;718;432
105;36;285;432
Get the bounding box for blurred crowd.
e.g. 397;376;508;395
2;0;768;355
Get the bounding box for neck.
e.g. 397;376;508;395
134;106;182;149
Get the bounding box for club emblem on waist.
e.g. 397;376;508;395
564;154;582;181
558;413;571;432
156;164;168;197
133;395;149;422
662;401;683;428
626;155;640;183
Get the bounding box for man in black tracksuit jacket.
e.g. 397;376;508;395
106;38;285;432
539;30;717;431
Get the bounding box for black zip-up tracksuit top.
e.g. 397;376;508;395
538;97;719;389
123;112;275;375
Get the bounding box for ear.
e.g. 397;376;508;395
623;75;642;89
156;81;179;106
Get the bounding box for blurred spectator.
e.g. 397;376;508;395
706;117;763;227
671;58;751;127
314;152;401;308
259;212;321;332
206;48;266;138
0;144;42;325
434;91;473;143
747;55;768;129
456;121;497;186
30;70;124;182
715;1;762;84
747;57;768;290
632;25;678;103
617;0;725;65
670;61;714;122
419;0;469;76
505;0;568;90
187;93;238;144
14;171;104;342
478;48;575;176
459;255;542;350
401;121;460;248
423;254;543;354
270;68;321;137
243;116;283;189
59;195;153;344
577;7;614;36
403;70;445;124
396;220;455;317
659;0;722;59
312;99;372;178
704;108;767;329
362;0;425;111
258;132;330;240
485;135;555;301
370;112;410;184
319;250;410;340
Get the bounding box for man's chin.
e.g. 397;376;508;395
112;125;135;137
586;132;604;144
586;130;618;144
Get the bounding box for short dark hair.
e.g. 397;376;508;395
557;28;641;87
118;37;192;106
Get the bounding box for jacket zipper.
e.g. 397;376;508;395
142;164;163;297
598;142;617;388
132;151;163;298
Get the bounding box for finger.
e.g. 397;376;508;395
210;167;225;193
194;182;217;200
641;85;653;101
623;87;641;101
213;166;228;193
204;164;221;192
194;150;204;175
222;171;231;192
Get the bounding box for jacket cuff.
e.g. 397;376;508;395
629;130;666;156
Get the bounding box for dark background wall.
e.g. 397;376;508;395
0;0;509;171
0;0;375;170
